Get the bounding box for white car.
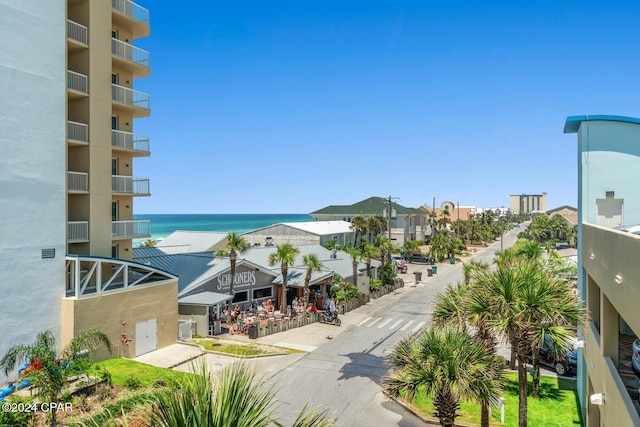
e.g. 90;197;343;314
614;225;640;235
632;339;640;372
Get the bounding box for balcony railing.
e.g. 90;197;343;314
111;38;149;68
112;175;150;195
111;129;149;153
68;121;88;142
68;221;89;242
111;0;149;25
112;84;149;110
67;20;88;45
68;171;88;192
67;70;88;94
112;220;151;239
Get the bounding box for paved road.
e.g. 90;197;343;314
257;227;523;426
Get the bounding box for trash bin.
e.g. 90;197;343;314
432;265;438;274
427;268;433;277
248;323;259;339
450;257;456;264
414;271;422;282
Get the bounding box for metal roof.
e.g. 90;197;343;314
271;268;335;287
310;196;425;216
564;115;640;134
178;291;233;306
155;231;228;252
242;220;354;236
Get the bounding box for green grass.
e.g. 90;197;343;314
88;358;190;387
192;339;304;356
406;372;582;427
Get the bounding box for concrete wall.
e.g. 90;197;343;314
0;0;66;383
61;281;178;360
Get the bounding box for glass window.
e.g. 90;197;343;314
232;291;248;304
253;287;272;300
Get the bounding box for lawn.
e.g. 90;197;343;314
192;338;305;356
89;357;190;387
407;372;582;427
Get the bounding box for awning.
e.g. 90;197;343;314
178;291;233;306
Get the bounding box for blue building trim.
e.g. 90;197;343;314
564;115;640;134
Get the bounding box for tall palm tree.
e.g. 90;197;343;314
145;361;333;427
268;243;300;312
225;232;250;297
471;259;586;427
1;330;111;426
384;327;502;427
366;215;386;242
302;254;324;309
343;246;362;286
359;241;379;277
432;283;501;427
349;215;367;246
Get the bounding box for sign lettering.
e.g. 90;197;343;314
216;271;256;291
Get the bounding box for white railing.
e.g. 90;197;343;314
112;84;149;110
68;121;88;142
111;130;149;153
112;175;150;195
111;0;149;25
68;221;89;241
111;38;149;68
68;171;88;192
112;220;151;239
67;70;88;94
67;20;88;44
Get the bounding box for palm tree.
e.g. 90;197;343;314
432;283;501;427
302;254;324;309
0;329;111;426
366;215;386;242
350;215;367;246
471;260;586;426
139;238;156;247
359;241;378;277
225;232;250;297
384;327;502;427
145;361;333;427
343;246;362;286
268;243;300;312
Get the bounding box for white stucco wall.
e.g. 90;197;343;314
0;1;66;383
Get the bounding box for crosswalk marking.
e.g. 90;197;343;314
389;319;403;330
411;321;425;333
377;318;392;328
357;317;372;326
400;320;415;331
366;318;381;327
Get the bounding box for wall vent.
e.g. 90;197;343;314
42;248;56;259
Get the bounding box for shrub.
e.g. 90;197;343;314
123;375;142;390
369;279;382;291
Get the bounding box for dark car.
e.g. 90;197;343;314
406;253;435;264
534;335;578;376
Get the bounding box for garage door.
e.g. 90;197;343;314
135;319;157;357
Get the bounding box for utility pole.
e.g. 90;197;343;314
383;196;399;242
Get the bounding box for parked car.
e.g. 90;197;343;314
632;339;640;373
534;335;578;376
613;224;640;235
406;253;435;264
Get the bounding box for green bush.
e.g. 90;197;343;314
123;375;143;390
0;396;35;427
369;279;382;291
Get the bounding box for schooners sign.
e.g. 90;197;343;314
217;271;256;291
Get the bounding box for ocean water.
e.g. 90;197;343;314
133;213;312;246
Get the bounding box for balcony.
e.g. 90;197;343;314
67;71;88;97
68;121;88;144
112;84;150;116
111;130;149;156
112;175;150;196
112;220;151;239
68;221;89;242
67;20;88;48
68;171;88;193
111;0;150;38
111;38;149;77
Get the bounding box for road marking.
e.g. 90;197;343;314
411;321;425;333
377;318;392;328
389;319;403;330
366;318;381;327
357;317;372;326
400;320;414;331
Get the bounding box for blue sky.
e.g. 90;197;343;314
133;1;640;214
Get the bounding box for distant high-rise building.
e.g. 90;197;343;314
0;0;177;383
509;193;547;214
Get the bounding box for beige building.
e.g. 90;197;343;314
509;193;547;214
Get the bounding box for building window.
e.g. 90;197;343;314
112;245;119;259
253;287;273;302
112;201;118;221
111;115;119;130
232;291;248;305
